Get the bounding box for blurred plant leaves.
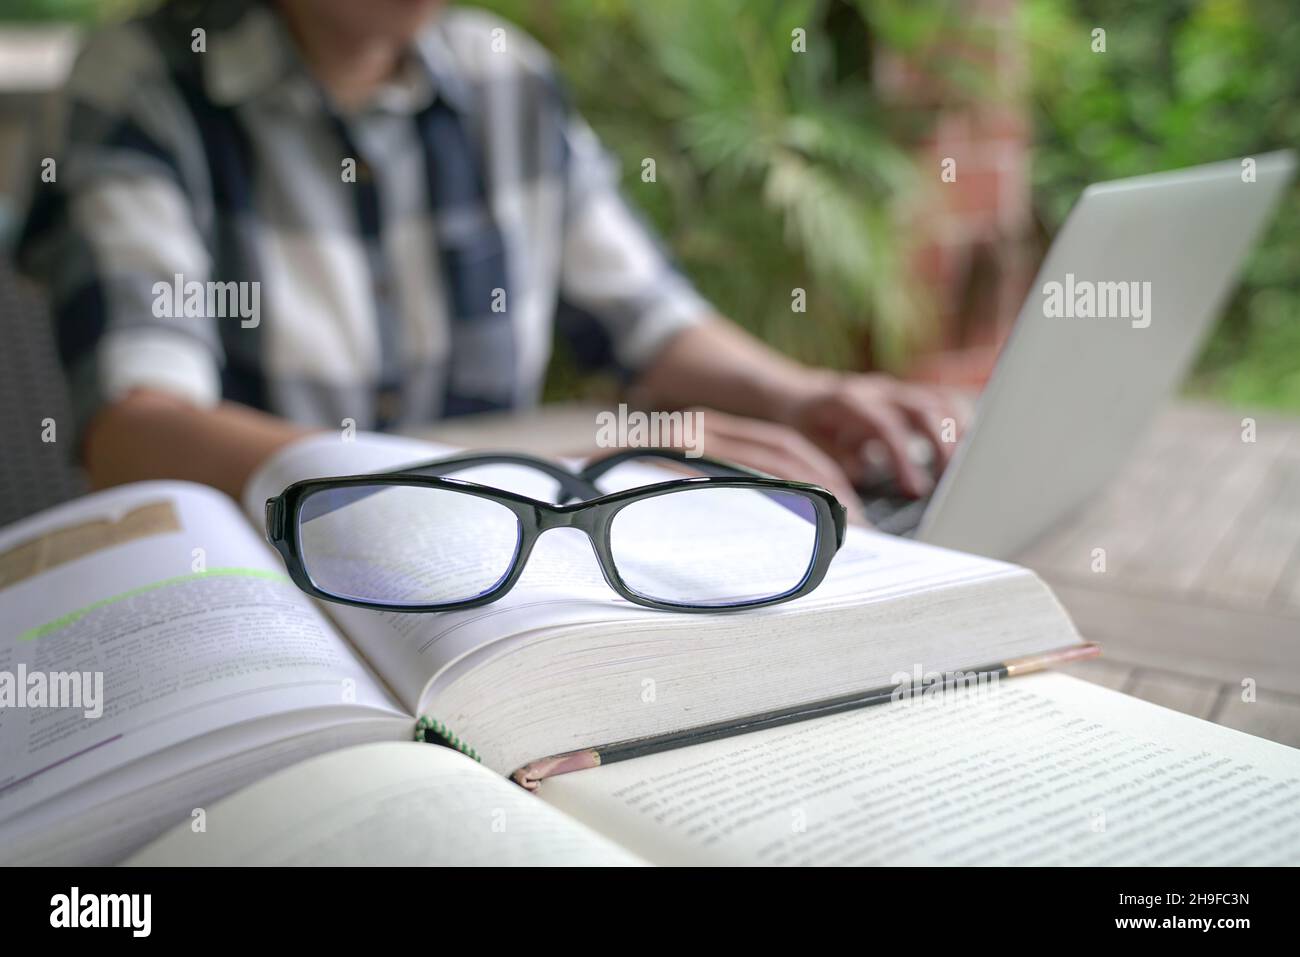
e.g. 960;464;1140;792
482;0;940;373
1024;0;1300;410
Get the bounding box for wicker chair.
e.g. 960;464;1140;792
0;256;85;527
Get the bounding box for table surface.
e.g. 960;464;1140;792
417;399;1300;748
1017;401;1300;748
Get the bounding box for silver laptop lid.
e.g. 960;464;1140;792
918;151;1296;559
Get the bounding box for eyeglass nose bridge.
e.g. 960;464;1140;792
532;501;590;534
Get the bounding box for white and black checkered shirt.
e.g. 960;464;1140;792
17;0;711;435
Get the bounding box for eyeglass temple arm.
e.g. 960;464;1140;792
577;448;773;485
580;448;846;545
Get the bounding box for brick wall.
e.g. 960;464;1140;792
872;0;1036;387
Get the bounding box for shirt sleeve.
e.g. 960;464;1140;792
557;111;714;373
15;24;223;445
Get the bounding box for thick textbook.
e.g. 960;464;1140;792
5;432;1274;865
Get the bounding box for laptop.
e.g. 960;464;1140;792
865;151;1296;559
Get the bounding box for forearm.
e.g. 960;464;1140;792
83;390;316;499
631;318;832;424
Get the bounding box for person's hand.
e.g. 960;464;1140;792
628;321;967;504
782;372;970;498
683;407;867;523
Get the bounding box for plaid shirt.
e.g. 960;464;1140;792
17;1;710;436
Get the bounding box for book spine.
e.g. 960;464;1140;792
414;715;481;763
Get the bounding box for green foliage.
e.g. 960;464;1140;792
480;0;939;372
1023;0;1300;409
0;0;135;22
508;0;1300;409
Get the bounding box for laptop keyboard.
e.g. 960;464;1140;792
857;467;933;537
862;494;930;536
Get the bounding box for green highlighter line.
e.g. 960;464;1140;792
17;567;291;642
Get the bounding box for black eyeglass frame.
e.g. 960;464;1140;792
264;449;847;614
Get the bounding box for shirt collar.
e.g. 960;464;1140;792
409;19;474;114
201;2;297;108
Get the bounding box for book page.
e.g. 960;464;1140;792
539;672;1300;865
243;432;629;708
126;742;644;866
0;482;407;830
243;433;1062;726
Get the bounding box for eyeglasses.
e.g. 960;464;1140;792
264;449;847;613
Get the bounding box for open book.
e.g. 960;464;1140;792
0;431;1259;865
126;672;1300;865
